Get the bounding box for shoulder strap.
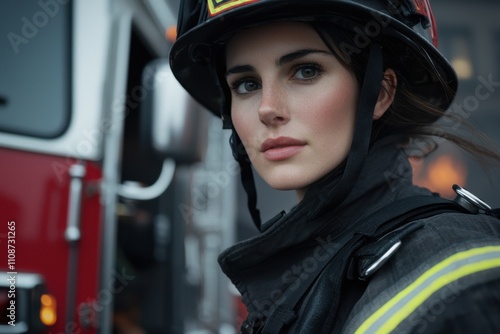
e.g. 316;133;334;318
257;195;468;334
322;196;470;334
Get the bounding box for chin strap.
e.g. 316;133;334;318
306;41;384;217
230;131;262;231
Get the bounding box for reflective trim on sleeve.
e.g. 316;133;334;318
355;245;500;334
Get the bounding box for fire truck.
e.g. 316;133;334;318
0;0;243;333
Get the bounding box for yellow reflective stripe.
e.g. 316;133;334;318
378;258;500;333
355;246;500;334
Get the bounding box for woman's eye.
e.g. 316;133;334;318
294;65;320;80
232;79;261;94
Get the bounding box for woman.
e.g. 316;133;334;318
170;0;500;333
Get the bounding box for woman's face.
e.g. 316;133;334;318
225;21;359;200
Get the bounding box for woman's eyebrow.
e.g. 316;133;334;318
277;49;331;66
225;49;330;77
225;64;255;77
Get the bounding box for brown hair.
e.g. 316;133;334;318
312;21;500;166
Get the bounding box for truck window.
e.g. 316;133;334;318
0;1;71;138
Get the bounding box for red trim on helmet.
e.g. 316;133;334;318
411;0;438;47
207;0;260;17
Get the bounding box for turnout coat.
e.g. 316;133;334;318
218;138;500;333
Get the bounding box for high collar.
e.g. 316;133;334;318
218;137;432;316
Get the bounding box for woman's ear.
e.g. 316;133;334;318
373;68;397;120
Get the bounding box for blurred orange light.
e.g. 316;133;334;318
412;154;467;198
41;294;54;307
166;25;177;43
40;294;57;326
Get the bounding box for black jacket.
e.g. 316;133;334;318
218;139;500;333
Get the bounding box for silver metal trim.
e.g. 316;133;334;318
98;13;133;334
453;184;491;212
360;240;402;279
117;159;176;200
0;272;43;289
64;163;86;243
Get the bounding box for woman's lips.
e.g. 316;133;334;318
261;136;306;161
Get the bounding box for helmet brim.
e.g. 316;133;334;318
170;0;457;122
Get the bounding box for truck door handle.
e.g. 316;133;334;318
65;163;86;243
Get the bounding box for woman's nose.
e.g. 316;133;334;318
258;83;289;126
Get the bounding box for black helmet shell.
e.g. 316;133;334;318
170;0;457;123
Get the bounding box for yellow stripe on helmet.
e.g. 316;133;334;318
207;0;259;17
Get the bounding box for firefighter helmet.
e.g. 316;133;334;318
170;0;457;125
169;0;458;229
